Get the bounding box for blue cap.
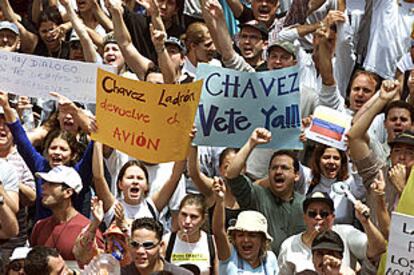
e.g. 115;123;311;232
0;21;19;35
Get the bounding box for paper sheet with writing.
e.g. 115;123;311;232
91;69;202;163
0;51;115;102
194;64;303;150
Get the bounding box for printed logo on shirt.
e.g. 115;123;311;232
172;253;208;262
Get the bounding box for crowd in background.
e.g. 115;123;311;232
0;0;413;274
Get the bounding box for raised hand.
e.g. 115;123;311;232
370;169;386;196
354;200;370;223
91;196;104;223
0;90;9;107
212;176;226;199
388;163;407;194
249;128;272;145
379;79;400;101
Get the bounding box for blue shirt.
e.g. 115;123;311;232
219;245;279;274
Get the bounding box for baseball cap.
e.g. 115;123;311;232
69;30;80;43
303;191;334;212
0;21;19;35
267;40;296;58
389;130;414;147
9;247;32;261
238;20;268;39
36;166;83;194
311;230;344;253
165;36;186;53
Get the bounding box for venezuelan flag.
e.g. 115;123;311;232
310;117;345;141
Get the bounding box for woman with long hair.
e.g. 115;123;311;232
163;194;218;275
307;145;365;224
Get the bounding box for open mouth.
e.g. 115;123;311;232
50;155;63;165
241;243;254;254
258;7;270;16
129;187;141;198
105;56;117;65
354;99;365;108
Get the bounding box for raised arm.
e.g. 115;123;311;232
91;0;114;32
0;91;17;124
59;0;98;62
92;142;115;212
152;159;186;211
0;0;39;53
226;128;271;179
188;145;215;203
107;0;154;79
348;80;399;161
50;92;97;134
354;201;387;259
369;170;390;238
212;177;231;260
202;0;235;63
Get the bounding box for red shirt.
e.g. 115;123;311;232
31;213;103;260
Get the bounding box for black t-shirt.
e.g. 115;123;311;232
33;40;71;59
121;260;194;275
123;9;185;63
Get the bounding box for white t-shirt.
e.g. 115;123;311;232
164;231;212;275
278;224;368;274
103;198;159;227
363;0;414;79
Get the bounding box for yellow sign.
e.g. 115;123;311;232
91;69;202;163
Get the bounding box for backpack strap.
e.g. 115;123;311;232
165;232;177;262
207;233;216;275
146;200;157;219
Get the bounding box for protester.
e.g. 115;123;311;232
29;166;103;260
212;177;279;274
188;145;242;230
24;246;78;275
225;127;306;255
278;191;386;274
0;90;94;221
5;246;31;275
163;194;217;274
121;218;192;274
92;142;186;230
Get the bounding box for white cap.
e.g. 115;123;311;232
9;247;31;261
36;166;83;194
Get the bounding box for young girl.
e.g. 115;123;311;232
163;194;218;275
92;142;186;229
0;90;94;221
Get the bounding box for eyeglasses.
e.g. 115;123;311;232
9;261;24;271
307;210;331;219
129;240;159;250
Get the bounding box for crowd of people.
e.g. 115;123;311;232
0;0;413;274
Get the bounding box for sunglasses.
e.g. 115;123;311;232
129;240;159;250
307;210;331;219
9;261;24;271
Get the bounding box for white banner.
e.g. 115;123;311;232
0;51;116;102
385;212;414;274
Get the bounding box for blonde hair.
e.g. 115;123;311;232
182;22;210;49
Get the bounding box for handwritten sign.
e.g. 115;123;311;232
91;69;202;163
305;106;352;151
385;212;414;274
194;64;302;149
0;50;115;102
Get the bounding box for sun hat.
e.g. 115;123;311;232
227;210;273;242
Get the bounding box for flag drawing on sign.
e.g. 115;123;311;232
309;117;345;141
